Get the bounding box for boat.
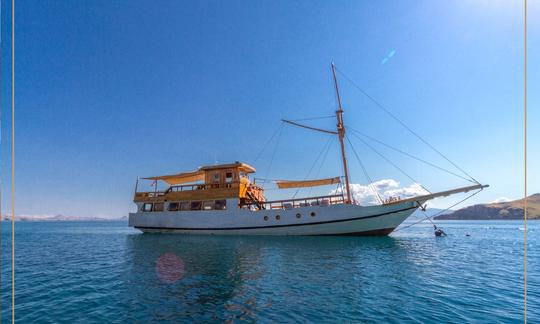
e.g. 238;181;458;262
128;64;488;235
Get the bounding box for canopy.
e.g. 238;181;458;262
143;170;205;185
200;162;256;173
275;177;341;189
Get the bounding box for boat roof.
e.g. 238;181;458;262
199;162;256;173
142;162;256;185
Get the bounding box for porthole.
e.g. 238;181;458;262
296;213;301;218
264;216;268;221
275;215;281;220
310;212;316;217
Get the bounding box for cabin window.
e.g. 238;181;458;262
142;203;153;212
225;172;233;183
296;213;301;218
215;199;227;210
168;202;179;211
191;201;202;210
179;202;190;211
153;203;164;212
310;212;316;217
275;215;280;220
203;201;214;210
263;216;268;221
212;172;220;183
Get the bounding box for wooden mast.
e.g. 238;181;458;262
331;62;352;204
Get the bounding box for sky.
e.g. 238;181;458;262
0;0;538;218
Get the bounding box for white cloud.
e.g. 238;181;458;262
330;179;429;205
490;197;511;203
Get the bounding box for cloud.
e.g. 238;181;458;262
490;197;511;203
330;179;429;205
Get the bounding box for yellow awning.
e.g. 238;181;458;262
143;170;205;185
275;177;341;189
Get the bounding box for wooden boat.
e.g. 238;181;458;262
128;64;487;235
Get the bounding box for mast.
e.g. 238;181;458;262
331;63;352;204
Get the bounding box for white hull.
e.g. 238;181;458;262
129;201;420;236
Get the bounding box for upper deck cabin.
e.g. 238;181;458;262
134;162;266;211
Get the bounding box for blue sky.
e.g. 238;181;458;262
1;0;538;218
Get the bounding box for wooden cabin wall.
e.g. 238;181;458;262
204;168;239;184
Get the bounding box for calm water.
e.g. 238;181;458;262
1;220;538;323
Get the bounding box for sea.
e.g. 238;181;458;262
1;220;538;323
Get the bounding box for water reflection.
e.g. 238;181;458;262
125;234;265;321
123;234;422;322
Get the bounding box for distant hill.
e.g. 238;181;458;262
411;208;452;218
435;194;540;220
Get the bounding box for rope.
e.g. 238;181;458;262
292;135;334;198
252;122;284;166
349;131;431;194
306;136;335;197
345;135;383;204
256;135;333;195
334;66;480;184
393;189;483;232
263;124;284;181
347;127;475;183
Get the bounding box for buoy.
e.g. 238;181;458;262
434;225;447;237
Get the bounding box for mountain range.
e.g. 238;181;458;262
434;193;540;220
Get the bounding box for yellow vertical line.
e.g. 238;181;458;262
523;0;527;323
0;0;3;320
11;0;15;322
0;4;2;322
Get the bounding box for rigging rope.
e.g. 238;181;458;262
252;122;284;166
349;132;432;194
291;135;334;198
334;66;480;184
393;188;483;232
256;128;334;196
347;127;475;183
263;124;284;181
345;135;383;204
306;136;335;197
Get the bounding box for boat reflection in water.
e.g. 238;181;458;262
123;233;429;322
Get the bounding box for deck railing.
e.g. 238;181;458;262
134;182;240;200
166;182;239;192
246;194;345;210
382;196;402;205
134;191;166;199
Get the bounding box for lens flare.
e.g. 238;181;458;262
155;253;185;283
